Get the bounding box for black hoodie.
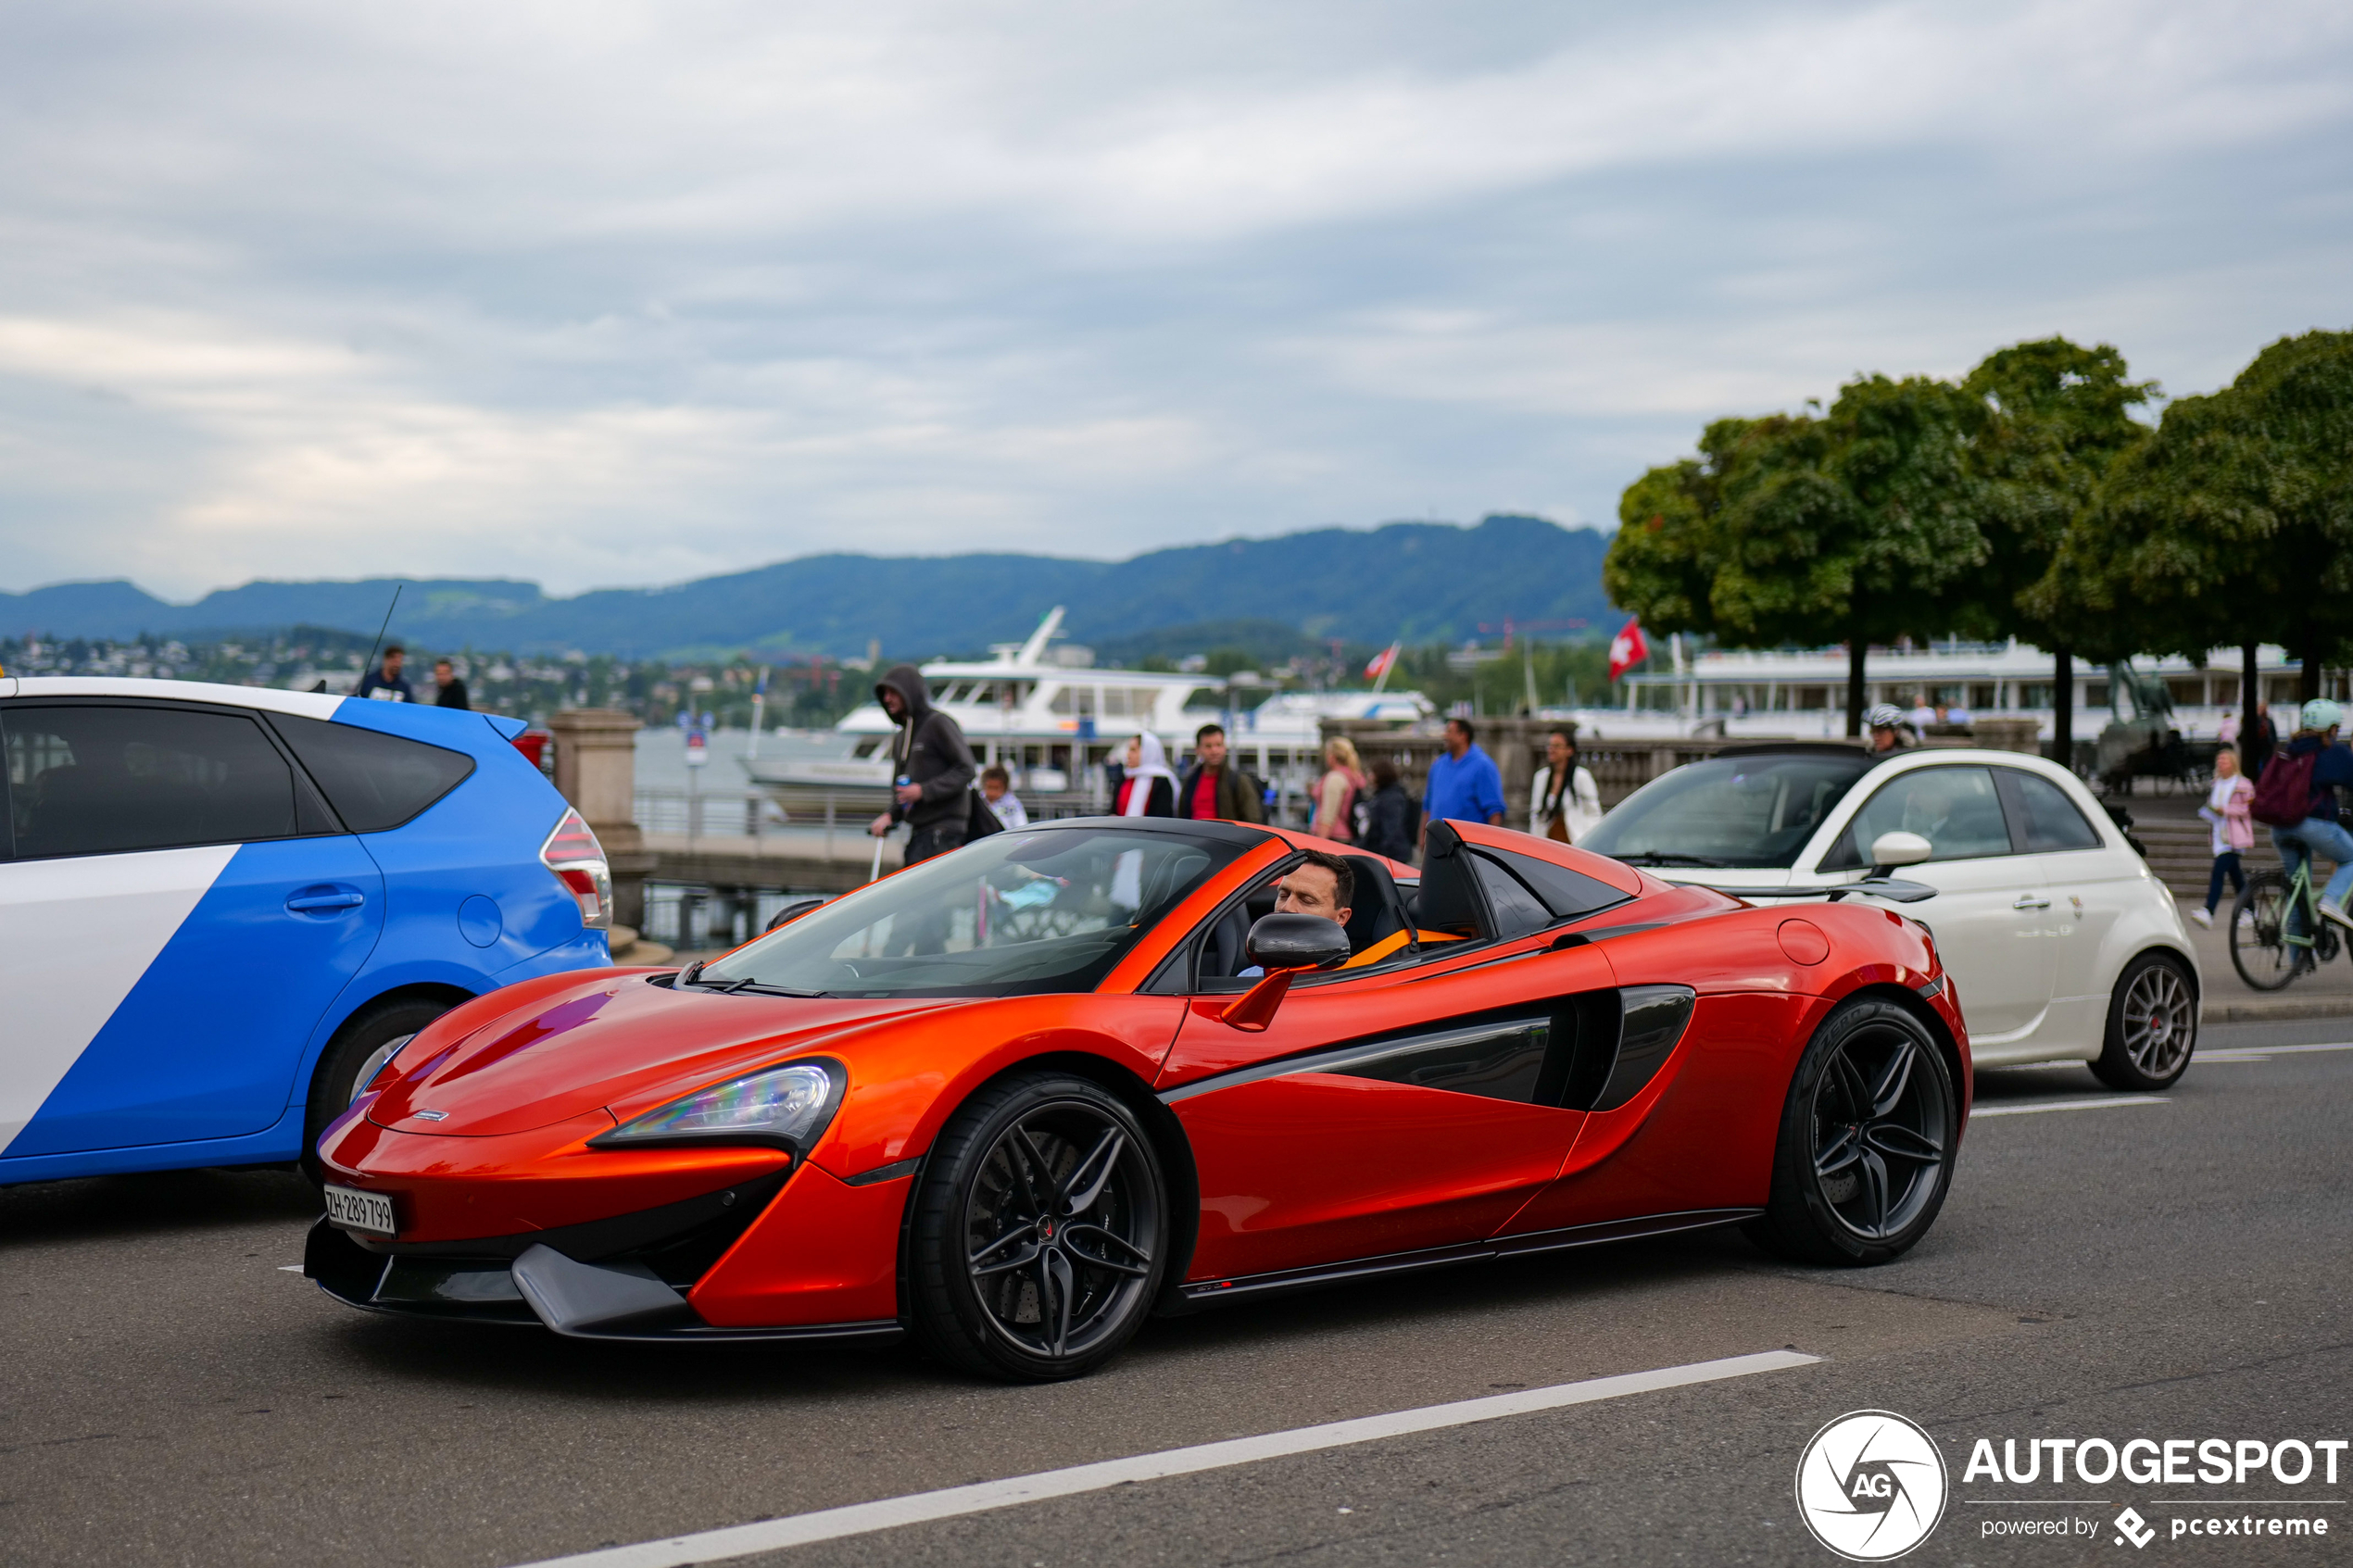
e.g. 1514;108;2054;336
875;664;977;831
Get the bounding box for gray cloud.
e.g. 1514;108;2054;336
1;0;2347;598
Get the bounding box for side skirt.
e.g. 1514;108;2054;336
1177;1209;1763;1307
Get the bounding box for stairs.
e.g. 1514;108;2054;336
2106;796;2272;903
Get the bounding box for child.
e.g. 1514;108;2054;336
980;764;1028;830
2193;746;2254;928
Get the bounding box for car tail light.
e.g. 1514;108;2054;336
541;808;612;930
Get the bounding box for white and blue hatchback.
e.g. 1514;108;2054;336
0;677;613;1183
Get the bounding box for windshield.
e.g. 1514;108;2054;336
698;824;1252;997
1579;753;1869;870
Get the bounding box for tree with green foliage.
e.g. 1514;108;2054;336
1947;338;2157;762
2034;329;2353;732
1606;375;1987;734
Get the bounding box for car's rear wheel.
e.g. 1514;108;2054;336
1746;997;1957;1267
301;997;456;1182
906;1071;1168;1382
2091;951;2197;1091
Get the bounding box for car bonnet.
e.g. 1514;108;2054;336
365;976;950;1136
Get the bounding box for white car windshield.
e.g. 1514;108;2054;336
696;823;1252;997
1581;751;1873;869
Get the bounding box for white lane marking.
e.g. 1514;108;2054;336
508;1349;1818;1568
2200;1041;2353;1062
0;845;237;1152
1971;1097;2171;1119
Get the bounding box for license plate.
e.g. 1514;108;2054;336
322;1184;396;1236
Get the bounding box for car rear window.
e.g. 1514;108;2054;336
3;704;300;859
271;714;475;833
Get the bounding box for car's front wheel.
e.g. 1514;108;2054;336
1747;997;1957;1267
906;1071;1168;1382
301;996;457;1181
2091;951;2197;1091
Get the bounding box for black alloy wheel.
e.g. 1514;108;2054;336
1747;997;1957;1266
907;1071;1167;1382
2092;951;2198;1091
301;996;457;1184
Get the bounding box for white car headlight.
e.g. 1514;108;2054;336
593;1061;841;1152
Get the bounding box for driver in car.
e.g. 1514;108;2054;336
1239;850;1462;974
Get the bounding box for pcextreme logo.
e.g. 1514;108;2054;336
1796;1411;1951;1561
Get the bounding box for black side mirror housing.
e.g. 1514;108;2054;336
1244;912;1352;972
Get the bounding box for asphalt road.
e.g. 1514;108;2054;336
5;1019;2350;1568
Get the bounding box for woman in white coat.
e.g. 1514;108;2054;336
1529;728;1602;845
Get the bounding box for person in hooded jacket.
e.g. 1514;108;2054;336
866;664;978;864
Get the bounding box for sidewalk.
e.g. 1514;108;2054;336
2176;894;2353;1022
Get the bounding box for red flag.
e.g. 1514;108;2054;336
1364;642;1401;682
1607;618;1648;682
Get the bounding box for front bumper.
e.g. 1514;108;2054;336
307;1150;917;1341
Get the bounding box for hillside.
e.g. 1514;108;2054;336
2;515;1617;659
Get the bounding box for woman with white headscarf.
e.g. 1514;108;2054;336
1114;732;1178;817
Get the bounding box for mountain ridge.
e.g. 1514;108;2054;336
2;515;1617;658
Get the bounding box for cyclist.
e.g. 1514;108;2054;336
2264;698;2353;933
1865;703;1915;753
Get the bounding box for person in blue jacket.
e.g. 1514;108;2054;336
355;645;415;702
1421;716;1504;849
2269;698;2353;931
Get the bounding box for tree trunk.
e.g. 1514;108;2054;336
2242;640;2261;747
1845;642;1867;737
2300;637;2322;703
2051;648;2074;771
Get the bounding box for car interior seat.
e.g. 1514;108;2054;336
1339;855;1410;959
1403;822;1487;939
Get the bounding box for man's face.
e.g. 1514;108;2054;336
383;650;404;677
879;688;906;720
1444;721;1470;757
1274;865;1351;927
1870;725;1897;752
434;661;453;683
1197;732;1227;769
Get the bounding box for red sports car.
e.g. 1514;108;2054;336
309;817;1969;1381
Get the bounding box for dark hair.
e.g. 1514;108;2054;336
1370;758;1401;789
1446;715;1475;743
1291;847;1355;912
1195;722;1227;745
981;764;1011;785
434;657;454;669
383;645;405;659
1549;727;1577;751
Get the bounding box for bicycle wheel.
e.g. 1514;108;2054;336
2228;870;2305;991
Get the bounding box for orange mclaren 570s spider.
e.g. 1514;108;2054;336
310;816;1969;1381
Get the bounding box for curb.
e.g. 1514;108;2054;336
2203;996;2353;1024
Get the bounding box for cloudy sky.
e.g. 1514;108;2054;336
2;0;2347;600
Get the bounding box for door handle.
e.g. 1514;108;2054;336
2012;893;2052;910
287;887;367;914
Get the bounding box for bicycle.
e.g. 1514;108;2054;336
2229;848;2343;989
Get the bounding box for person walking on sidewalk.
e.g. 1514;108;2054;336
1309;736;1368;842
1422;717;1505;848
866;664;977;864
2192;745;2254;929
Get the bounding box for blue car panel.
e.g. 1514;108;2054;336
0;680;613;1183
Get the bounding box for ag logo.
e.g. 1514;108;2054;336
1795;1410;1948;1561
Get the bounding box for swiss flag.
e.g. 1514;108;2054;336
1607;618;1648;682
1364;642;1401;682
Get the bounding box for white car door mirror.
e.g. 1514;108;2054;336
1869;831;1933;873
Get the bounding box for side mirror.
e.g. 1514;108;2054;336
1244;913;1353;972
1217;914;1352;1032
1869;831;1933;876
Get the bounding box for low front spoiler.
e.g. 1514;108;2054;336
304;1220;903;1346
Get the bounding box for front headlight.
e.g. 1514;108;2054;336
591;1060;842;1153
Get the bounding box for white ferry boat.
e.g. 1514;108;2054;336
743;608;1433;816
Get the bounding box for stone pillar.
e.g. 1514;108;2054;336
548;708;655;931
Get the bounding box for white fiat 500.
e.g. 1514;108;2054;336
1580;743;2199;1088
